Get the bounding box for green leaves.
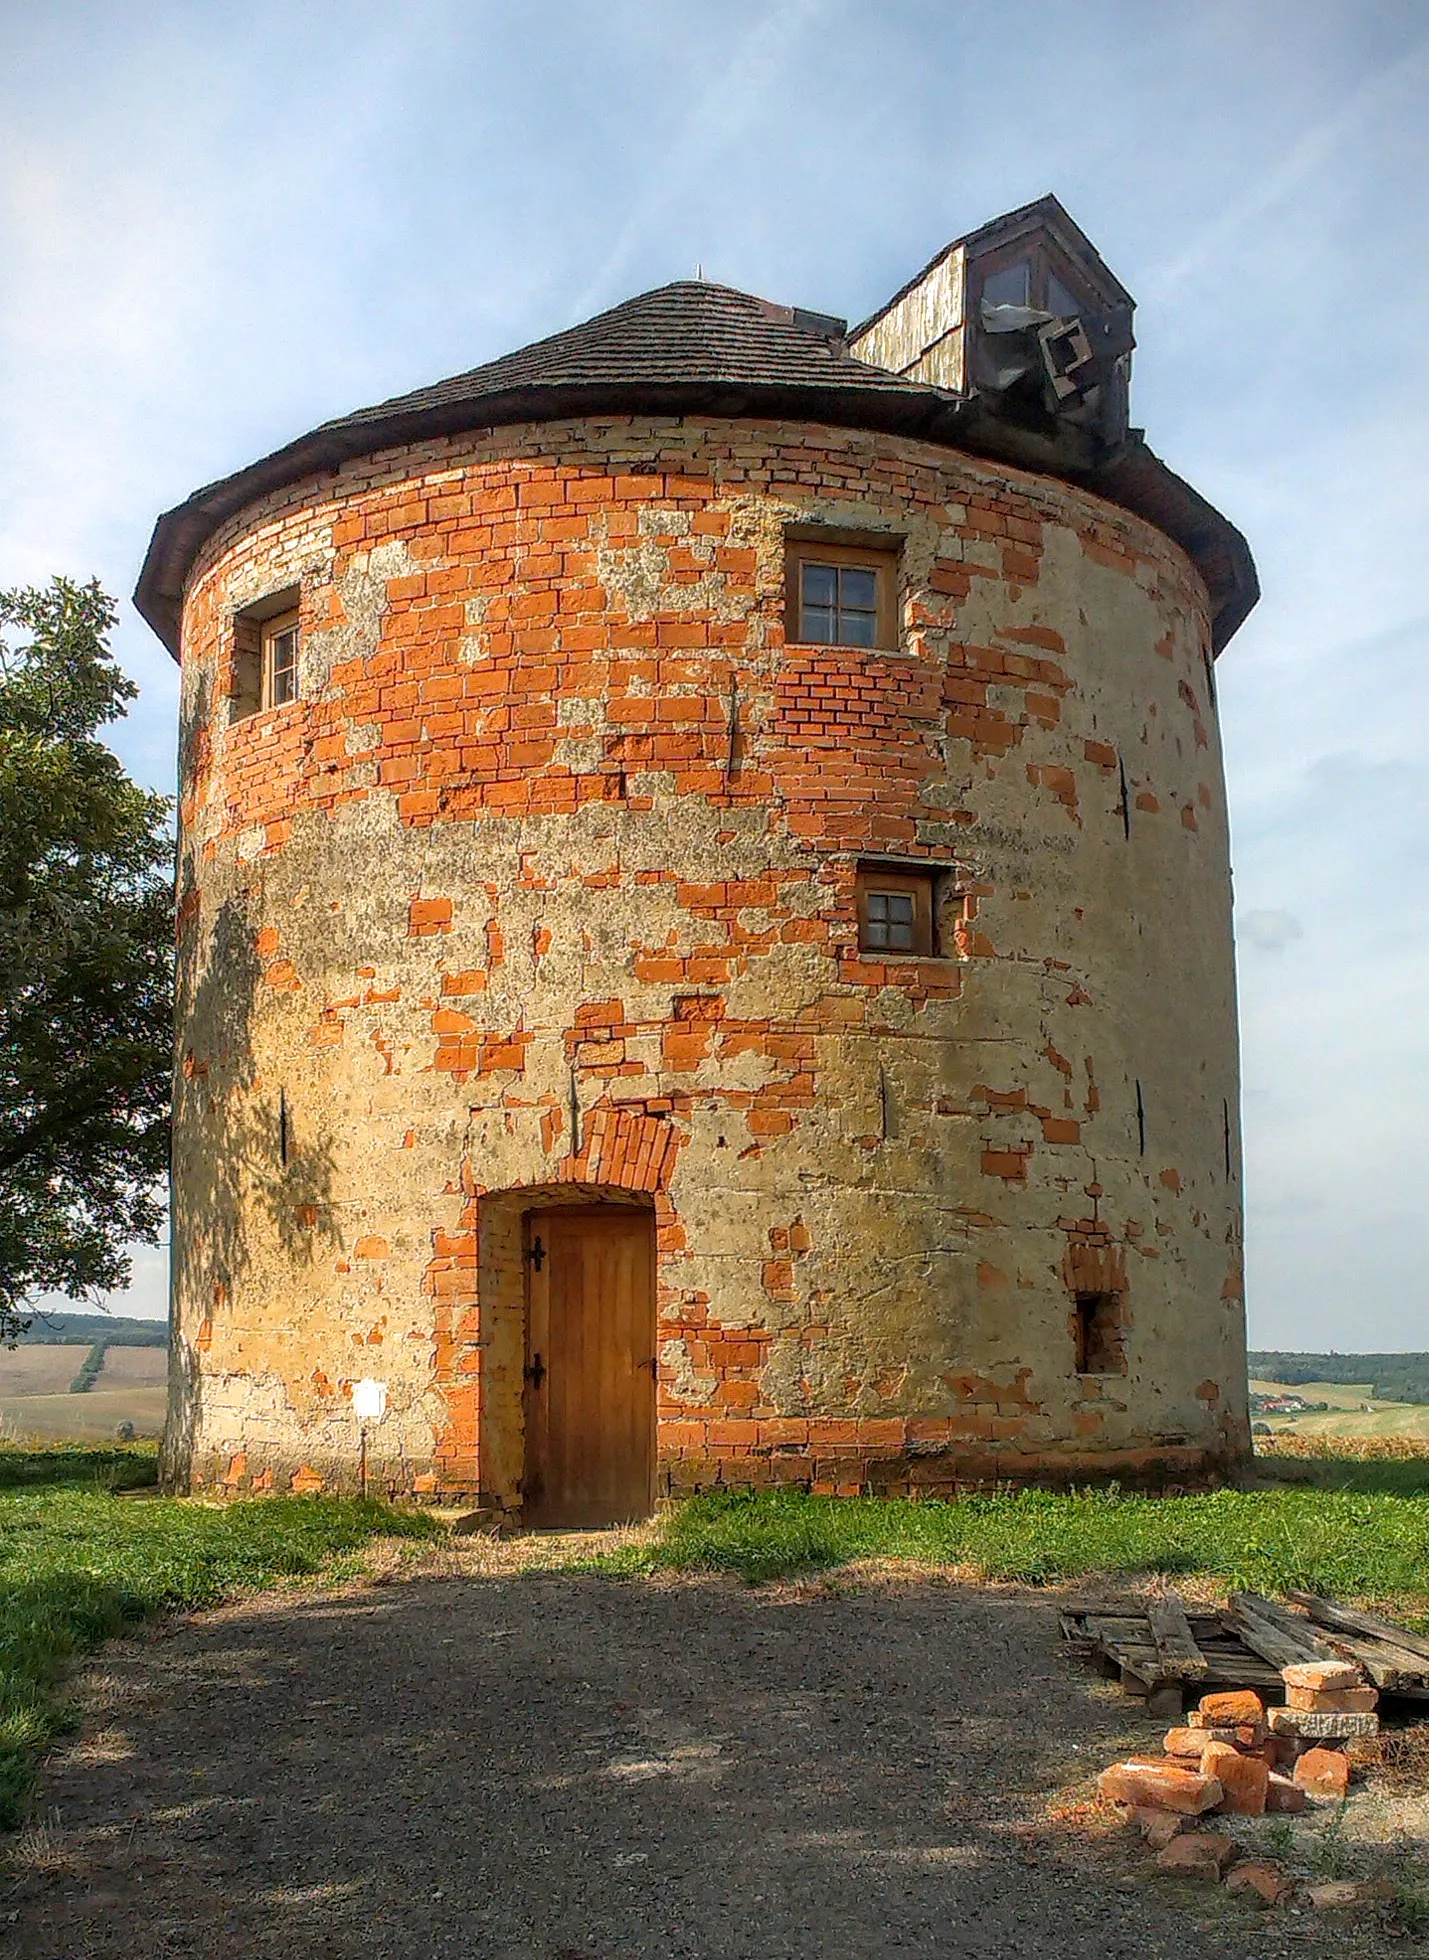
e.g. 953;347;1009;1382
0;579;174;1339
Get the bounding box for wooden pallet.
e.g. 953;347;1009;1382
1061;1589;1429;1702
1060;1592;1279;1699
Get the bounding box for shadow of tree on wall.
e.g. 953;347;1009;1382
165;879;342;1480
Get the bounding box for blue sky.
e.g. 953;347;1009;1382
2;0;1425;1347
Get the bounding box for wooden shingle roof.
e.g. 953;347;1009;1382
331;282;899;423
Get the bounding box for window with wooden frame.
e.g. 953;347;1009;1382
855;866;935;957
785;538;899;651
972;235;1097;320
262;611;299;708
230;588;300;721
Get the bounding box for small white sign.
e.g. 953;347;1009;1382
352;1377;388;1424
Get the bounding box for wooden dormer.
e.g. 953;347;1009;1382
849;195;1134;439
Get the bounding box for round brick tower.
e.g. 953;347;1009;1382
139;198;1257;1515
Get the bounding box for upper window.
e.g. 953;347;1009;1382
856;867;934;957
785;539;898;650
262;612;299;708
230;588;300;721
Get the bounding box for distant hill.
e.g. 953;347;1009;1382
1248;1352;1429;1406
10;1311;167;1348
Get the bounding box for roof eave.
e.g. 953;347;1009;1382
134;379;1256;659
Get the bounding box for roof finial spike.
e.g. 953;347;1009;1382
695;261;704;282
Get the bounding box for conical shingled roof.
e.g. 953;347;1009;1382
326;281;910;432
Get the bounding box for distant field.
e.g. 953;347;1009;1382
0;1388;167;1441
1250;1378;1380;1409
0;1346;168;1441
0;1349;87;1396
1261;1403;1429;1440
96;1347;169;1387
12;1311;166;1347
1247;1351;1429;1405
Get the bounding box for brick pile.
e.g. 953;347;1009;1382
1097;1662;1384;1909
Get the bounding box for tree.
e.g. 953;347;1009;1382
0;578;173;1341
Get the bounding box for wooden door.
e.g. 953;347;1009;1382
522;1207;656;1529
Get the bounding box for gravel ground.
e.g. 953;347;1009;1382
4;1552;1422;1958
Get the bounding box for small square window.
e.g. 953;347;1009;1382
1073;1291;1125;1375
786;540;897;650
856;868;934;957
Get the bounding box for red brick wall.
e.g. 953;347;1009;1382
166;414;1249;1504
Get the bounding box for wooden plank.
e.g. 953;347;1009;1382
1229;1593;1341;1672
1146;1593;1211;1679
1287;1593;1429;1675
1064;1607;1284;1696
1281;1625;1419;1692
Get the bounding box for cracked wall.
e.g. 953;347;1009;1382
163;413;1249;1503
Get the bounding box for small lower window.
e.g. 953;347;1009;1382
856;868;934;956
1074;1291;1125;1375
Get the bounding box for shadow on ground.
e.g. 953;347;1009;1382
8;1558;1386;1960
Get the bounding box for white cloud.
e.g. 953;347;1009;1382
1237;909;1303;954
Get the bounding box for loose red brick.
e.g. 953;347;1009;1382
1285;1685;1378;1713
1162;1728;1207;1760
1293;1746;1351;1800
1193;1690;1264;1729
1201;1739;1269;1815
1265;1772;1308;1813
1224;1861;1291;1906
1154;1830;1236;1879
1281;1660;1363;1693
1097;1762;1224;1815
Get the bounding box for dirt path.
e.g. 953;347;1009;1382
2;1555;1411;1957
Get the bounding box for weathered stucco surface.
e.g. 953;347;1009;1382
163;413;1249;1507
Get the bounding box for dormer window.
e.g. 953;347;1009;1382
974;242;1094;321
982;260;1031;310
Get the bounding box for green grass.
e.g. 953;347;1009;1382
0;1445;440;1828
594;1470;1429;1603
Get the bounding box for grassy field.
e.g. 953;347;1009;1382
0;1445;439;1828
1266;1406;1429;1440
1251;1374;1429;1440
1251;1378;1379;1408
0;1389;168;1441
0;1343;168;1442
